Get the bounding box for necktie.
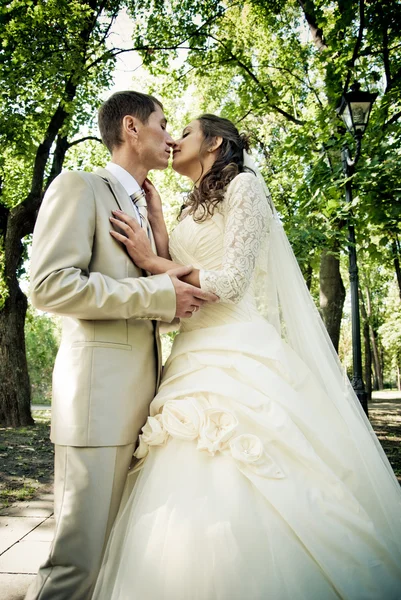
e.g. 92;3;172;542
131;189;156;253
131;189;148;232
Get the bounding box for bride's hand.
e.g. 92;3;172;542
143;178;162;219
109;210;156;271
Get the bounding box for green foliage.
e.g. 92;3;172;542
379;280;401;384
132;0;401;377
0;0;118;207
1;0;400;409
63;138;109;172
25;308;60;404
135;0;401;268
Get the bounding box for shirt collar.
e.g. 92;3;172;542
105;162;141;197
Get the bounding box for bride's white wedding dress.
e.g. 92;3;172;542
93;173;401;599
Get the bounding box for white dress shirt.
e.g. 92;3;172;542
106;162;142;224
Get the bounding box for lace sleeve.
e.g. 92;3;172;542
199;173;269;304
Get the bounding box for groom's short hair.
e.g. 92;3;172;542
98;91;163;152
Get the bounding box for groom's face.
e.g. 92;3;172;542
136;105;174;170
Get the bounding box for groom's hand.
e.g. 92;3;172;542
167;265;219;319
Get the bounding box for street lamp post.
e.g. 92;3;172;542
337;82;377;416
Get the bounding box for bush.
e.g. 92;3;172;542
25;308;60;405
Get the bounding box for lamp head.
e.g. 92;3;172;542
337;82;378;138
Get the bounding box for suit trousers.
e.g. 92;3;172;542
25;443;134;600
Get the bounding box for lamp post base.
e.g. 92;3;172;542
351;376;368;416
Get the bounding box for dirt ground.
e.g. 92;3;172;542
0;412;53;509
368;391;401;483
0;392;400;509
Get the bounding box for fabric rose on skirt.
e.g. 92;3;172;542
134;414;169;459
197;409;238;455
230;434;285;479
162;398;203;441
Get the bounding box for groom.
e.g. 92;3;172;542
26;91;215;599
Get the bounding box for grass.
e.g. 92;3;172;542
0;411;53;509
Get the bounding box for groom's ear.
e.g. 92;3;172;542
122;115;139;141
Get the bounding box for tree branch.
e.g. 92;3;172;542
208;34;305;125
359;42;401;57
380;12;392;92
46;135;69;191
343;0;365;95
67;135;103;149
236;109;254;124
175;2;238;47
384;110;401;128
85;3;233;73
85;45;205;71
94;9;120;52
0;200;9;238
303;66;324;107
297;0;327;51
257;61;324;107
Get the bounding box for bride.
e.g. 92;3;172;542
93;114;401;599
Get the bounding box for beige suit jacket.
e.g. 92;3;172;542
30;167;176;447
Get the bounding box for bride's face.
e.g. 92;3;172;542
172;120;207;180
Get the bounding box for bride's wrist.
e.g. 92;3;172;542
144;254;163;274
147;208;163;224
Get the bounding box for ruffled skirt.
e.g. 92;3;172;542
93;322;401;599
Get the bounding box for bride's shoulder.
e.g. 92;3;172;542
225;171;264;201
227;171;262;191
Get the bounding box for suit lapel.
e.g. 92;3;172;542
96;167;163;384
96;167;158;256
95;167;136;217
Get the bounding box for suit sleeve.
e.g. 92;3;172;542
30;171;176;322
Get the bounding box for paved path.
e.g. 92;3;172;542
1;392;400;599
0;494;54;599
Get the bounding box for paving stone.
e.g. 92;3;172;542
0;573;35;600
0;498;53;518
0;540;50;574
0;517;45;554
23;517;54;542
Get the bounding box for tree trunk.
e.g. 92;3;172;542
0;83;77;426
0;214;33;425
319;248;345;352
364;285;384;390
297;0;327;51
393;239;401;301
305;263;313;291
0;295;33;427
360;289;372;403
369;326;383;390
363;320;372;403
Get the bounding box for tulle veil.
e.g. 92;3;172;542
244;150;401;545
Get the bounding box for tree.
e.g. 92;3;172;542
0;0;121;426
379;279;401;389
25;308;60;405
0;0;227;426
2;0;400;425
136;0;401;353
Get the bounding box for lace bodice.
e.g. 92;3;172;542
169;173;270;332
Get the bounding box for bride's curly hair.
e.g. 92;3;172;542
181;114;253;222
